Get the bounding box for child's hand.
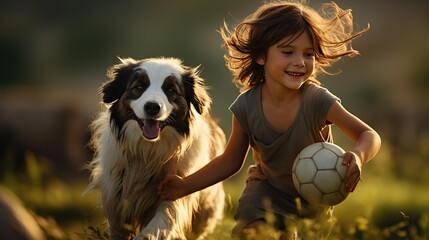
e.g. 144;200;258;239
342;151;362;192
157;174;187;201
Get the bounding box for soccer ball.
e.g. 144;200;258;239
292;142;349;206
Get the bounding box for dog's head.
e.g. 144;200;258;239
100;57;211;141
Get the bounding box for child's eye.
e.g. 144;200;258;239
305;52;315;58
283;51;293;55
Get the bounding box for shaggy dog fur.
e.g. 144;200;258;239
87;57;225;240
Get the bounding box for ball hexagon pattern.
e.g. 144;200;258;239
292;142;349;206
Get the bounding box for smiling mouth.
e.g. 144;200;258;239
286;71;305;77
136;118;167;140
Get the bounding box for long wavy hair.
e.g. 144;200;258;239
220;1;369;92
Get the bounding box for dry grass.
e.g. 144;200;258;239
1;150;429;239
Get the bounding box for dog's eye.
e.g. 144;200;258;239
129;84;145;96
163;83;178;93
166;87;177;95
167;87;175;92
133;85;144;90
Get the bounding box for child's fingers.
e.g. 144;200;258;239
157;175;173;196
345;171;358;189
348;176;360;192
342;152;353;165
342;152;361;191
157;174;184;200
157;178;167;192
344;160;361;192
157;183;165;197
344;158;356;180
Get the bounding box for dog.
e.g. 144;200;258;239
87;57;226;240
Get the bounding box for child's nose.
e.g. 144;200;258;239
293;55;305;67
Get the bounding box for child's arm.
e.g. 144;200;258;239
327;101;381;192
158;116;250;200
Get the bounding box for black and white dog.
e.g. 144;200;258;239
88;57;225;240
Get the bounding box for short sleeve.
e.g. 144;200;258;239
313;86;340;127
229;92;250;135
303;84;340;131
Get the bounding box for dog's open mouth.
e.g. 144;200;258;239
136;118;167;140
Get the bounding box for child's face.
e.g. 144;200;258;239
257;32;315;90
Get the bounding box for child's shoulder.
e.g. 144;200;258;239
302;82;340;106
230;84;262;111
304;81;323;90
236;83;262;100
303;82;333;96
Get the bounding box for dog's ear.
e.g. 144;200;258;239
100;58;138;104
182;66;211;115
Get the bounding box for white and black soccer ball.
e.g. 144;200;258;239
292;142;349;206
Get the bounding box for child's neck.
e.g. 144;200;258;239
262;81;302;108
261;82;303;132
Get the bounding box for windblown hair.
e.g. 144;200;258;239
220;0;369;91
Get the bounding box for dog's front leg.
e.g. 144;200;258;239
133;200;190;240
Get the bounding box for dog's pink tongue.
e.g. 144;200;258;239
143;119;160;140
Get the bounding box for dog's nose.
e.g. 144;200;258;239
144;102;161;116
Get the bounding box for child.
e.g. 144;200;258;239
158;1;381;238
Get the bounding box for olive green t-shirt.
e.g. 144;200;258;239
229;82;340;197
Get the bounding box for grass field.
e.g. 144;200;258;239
1;147;429;239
